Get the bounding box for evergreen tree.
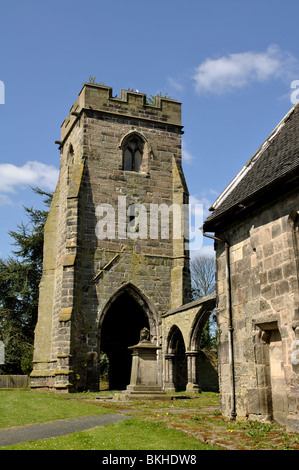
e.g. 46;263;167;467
0;188;51;374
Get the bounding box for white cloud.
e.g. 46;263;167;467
0;161;59;194
190;244;215;259
193;45;298;95
182;141;195;164
189;190;216;219
167;76;184;92
0;194;13;206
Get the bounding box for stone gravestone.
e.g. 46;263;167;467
118;328;168;400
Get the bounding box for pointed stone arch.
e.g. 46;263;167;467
188;297;216;351
97;283;159;390
119;130;148;148
98;282;159;340
162;294;217;393
119;131;152;173
165;324;187;392
187;297;218;393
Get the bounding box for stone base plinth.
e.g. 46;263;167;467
117;338;168;400
116;385;169;401
186;383;201;394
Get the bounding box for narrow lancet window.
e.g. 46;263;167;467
123;136;143;172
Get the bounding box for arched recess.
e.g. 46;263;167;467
98;283;159;390
166;325;187;392
119;131;152;173
119;130;148;149
67;143;74;185
188;300;218;392
188;303;215;351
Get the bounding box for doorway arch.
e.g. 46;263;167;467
98;283;158;390
166;325;187;391
188;304;218;392
163;295;217;393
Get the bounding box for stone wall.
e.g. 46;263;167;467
214;186;299;430
197;350;219;392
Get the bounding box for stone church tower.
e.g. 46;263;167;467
31;83;191;392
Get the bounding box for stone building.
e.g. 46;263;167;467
203;103;299;432
31;83;216;393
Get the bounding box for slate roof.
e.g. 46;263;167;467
203;103;299;231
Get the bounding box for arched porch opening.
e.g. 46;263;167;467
188;303;218;392
98;284;157;391
166;325;187;392
163;295;217;394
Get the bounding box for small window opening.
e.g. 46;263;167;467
69;144;74;158
123;137;143;172
67;144;74;185
127;207;139;234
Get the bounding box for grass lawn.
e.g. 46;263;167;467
0;389;218;450
3;418;215;450
2;389;299;450
0;389;112;428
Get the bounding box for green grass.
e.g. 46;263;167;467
0;389;111;428
0;390;218;450
4;389;298;450
3;418;216;450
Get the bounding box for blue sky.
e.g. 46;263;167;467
1;0;299;258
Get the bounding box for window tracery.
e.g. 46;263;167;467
123;136;143;172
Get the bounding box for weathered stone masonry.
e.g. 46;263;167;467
214;193;299;427
31;84;192;392
203;103;299;432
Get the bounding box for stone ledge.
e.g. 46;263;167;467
54;369;74;376
30;370;54;377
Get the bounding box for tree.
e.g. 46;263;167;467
190;255;215;298
190;255;216;350
0;187;52;374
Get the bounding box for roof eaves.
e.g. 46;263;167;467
203;166;299;231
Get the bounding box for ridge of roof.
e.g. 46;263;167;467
210;103;298;213
204;102;299;230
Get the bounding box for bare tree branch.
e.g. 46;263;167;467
190;255;215;298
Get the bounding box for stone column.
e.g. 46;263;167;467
186;351;200;393
164;353;176;392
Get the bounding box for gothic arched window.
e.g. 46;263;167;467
123;136;143;172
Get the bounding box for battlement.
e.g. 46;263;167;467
60;83;182;143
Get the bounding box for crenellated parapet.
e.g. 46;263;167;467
60;83;182;144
